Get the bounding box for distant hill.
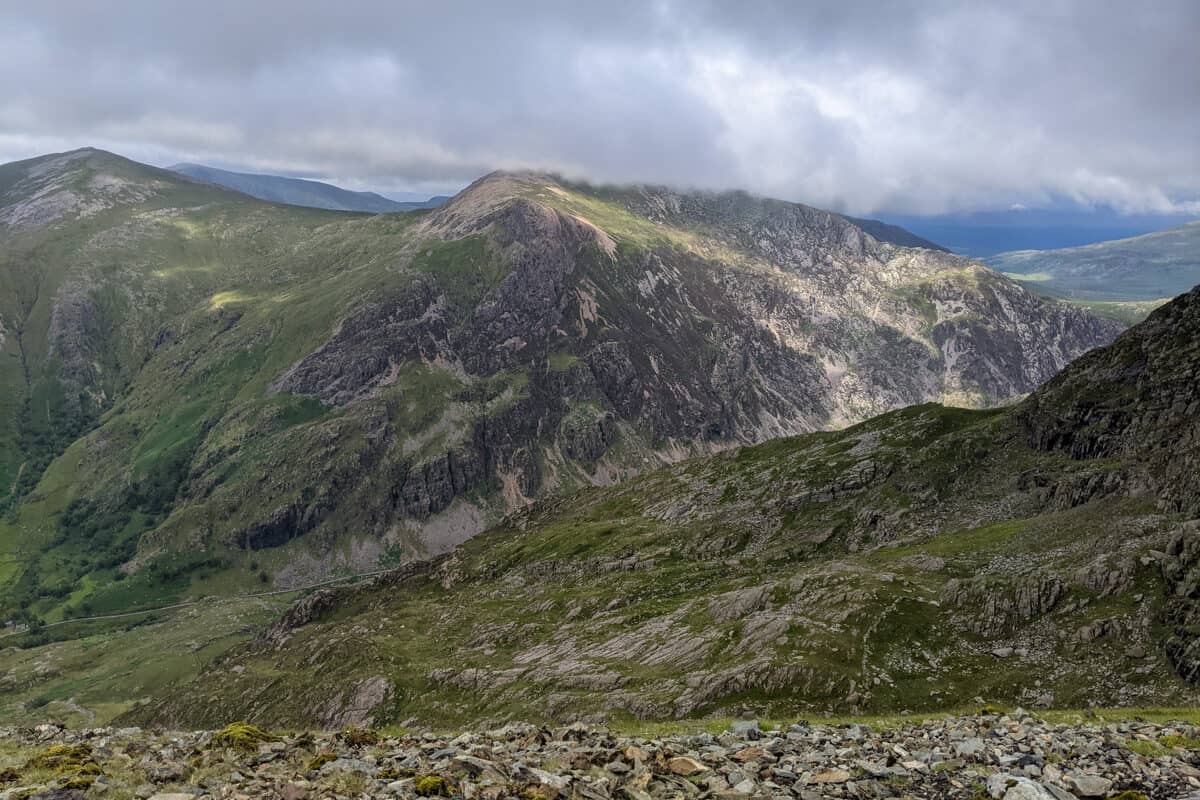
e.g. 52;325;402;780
876;207;1197;257
169;162;448;212
844;215;949;251
986;220;1200;303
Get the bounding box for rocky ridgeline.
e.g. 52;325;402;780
2;712;1199;800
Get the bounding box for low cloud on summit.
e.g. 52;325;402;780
1;0;1197;214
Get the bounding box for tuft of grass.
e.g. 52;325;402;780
1124;739;1169;758
209;722;279;751
1158;734;1200;751
415;775;450;796
307;752;336;771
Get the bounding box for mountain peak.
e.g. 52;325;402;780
0;147;204;230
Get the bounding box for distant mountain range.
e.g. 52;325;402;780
987;220;1200;309
169;162;449;212
843;215;949;252
876;207;1198;257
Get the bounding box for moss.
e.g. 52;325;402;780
546;351;579;372
0;768;20;784
209;721;279;751
1108;793;1151;800
23;743;101;789
416;775;449;796
1159;734;1200;750
25;743;96;773
339;726;380;746
1124;739;1169;757
307;751;336;771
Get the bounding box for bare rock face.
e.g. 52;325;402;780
1162;521;1200;682
942;575;1065;635
1020;284;1200;514
271;278;449;406
320;675;393;729
247;173;1122;553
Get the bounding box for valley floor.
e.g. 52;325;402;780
2;710;1199;799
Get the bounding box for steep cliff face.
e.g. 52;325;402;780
0;153;1120;622
1019;285;1200;514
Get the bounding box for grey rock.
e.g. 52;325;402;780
1065;774;1112;797
729;720;761;739
986;775;1058;800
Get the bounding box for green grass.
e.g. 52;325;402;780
546;351;580;372
0;595;290;726
410;235;504;312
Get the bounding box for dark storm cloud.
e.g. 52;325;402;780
0;0;1197;213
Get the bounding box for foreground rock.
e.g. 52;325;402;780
2;711;1199;799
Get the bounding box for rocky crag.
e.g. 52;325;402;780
0;150;1119;622
2;712;1199;800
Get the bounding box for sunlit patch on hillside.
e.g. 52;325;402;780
208;290;252;310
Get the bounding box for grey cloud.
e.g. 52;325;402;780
0;0;1196;213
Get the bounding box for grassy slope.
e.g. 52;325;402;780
0;595;290;726
0;153;450;620
123;402;1196;729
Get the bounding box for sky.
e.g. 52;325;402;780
1;0;1198;216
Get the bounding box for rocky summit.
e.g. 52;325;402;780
2;711;1200;800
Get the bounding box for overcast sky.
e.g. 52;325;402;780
1;0;1197;214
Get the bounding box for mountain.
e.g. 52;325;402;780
843;215;949;252
132;284;1200;729
986;220;1200;305
169;162;449;212
0;148;1119;631
876;207;1198;257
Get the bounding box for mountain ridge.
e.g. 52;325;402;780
169;161;450;212
0;148;1119;631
